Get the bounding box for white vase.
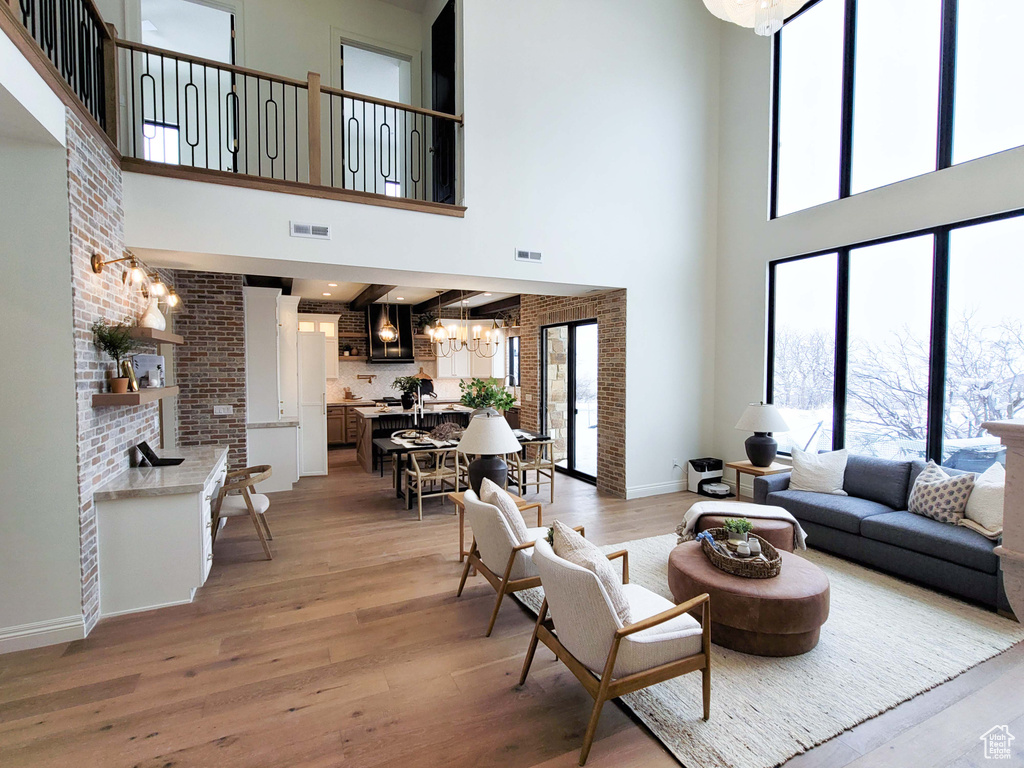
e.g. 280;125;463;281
139;298;166;331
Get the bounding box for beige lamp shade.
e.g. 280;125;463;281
458;412;522;456
734;403;790;433
702;0;811;35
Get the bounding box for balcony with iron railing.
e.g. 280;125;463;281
3;0;465;217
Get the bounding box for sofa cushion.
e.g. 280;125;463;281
860;511;999;574
843;455;912;510
766;490;893;534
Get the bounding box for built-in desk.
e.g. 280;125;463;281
94;445;228;617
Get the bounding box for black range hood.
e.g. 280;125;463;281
366;304;415;363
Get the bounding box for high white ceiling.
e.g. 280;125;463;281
376;0;433;15
290;279;516;309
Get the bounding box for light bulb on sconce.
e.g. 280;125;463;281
149;280;167;297
166;291;181;308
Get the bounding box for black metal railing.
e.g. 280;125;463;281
14;0;110;129
322;87;461;204
118;40;310;182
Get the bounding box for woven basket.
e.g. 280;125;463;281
699;528;781;579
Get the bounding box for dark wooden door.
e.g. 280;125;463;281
431;0;456;204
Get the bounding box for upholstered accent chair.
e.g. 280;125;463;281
521;538;712;765
456;489;580;636
212;465;274;560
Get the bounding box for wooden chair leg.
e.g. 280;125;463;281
259;513;274;540
456;541;476;597
248;507;273;560
211;514;221;547
485;587;506;638
518;598;547;686
417;483;423;521
549;469;555;503
579;692;609;766
702;666;711;721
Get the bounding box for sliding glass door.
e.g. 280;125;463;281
542;321;598;482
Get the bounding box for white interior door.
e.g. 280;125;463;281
278;296;301;419
298;331;328;476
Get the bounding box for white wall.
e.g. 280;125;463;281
712;26;1024;464
123;0;723;497
0;111;83;650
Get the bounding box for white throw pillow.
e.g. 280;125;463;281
551;520;631;626
964;462;1005;535
480;478;529;543
789;448;849;496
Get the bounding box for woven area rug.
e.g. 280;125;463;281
516;534;1024;768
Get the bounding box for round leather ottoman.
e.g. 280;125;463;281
667;542;830;657
694;514;796;553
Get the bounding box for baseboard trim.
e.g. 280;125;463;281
100;595;194;619
625;480;690;500
0;614;85;654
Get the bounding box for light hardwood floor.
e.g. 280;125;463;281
0;449;1020;767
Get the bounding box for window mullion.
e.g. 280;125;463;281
838;0;857;199
927;230;951;462
937;0;958;170
833;248;850;449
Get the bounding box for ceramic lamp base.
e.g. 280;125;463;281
468;455;508;495
744;432;778;467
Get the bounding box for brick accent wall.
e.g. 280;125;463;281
519;291;627;498
173;270;247;470
67;110;162;631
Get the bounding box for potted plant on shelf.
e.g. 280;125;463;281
417;311;437;335
392;376;421;410
92;319;139;394
722;517;753;544
459;378;516;414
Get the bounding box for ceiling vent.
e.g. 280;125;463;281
290;221;331;240
515;248;542;264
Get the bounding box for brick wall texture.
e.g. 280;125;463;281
172;270;248;470
519;291;627;498
67;110;162;631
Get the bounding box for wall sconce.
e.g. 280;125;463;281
90;250;183;309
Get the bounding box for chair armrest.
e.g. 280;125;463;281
606;550;629;584
517;501;543;526
615;593;709;638
754;472;791;503
511;525;584;552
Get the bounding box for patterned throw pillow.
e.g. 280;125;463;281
908;461;975;524
551;520;632;626
480;477;529;543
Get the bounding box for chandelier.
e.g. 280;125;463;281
702;0;811;36
427;291;500;360
378;291;399;344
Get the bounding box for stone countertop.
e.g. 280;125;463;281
327;399;369;406
247;420;300;429
93;445;229;501
353;404;474;419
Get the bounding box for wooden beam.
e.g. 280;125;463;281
349;285;397;312
470;295;520;318
413;290;483;315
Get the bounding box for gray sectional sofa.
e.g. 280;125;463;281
753;455;1009;612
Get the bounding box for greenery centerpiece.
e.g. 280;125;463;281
392;375;421;410
722;517;754;543
459;377;516;413
92;318;139;394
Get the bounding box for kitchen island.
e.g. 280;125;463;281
353;405;473;473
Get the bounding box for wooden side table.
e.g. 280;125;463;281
447;491;543;562
725;460;791;501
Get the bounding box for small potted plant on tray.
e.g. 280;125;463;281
92;319;139;394
722;517;753;544
392;376;421;410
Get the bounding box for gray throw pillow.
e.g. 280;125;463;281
908;461;975;524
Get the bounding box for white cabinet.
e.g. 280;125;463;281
278;296;301;420
298;331;328;476
243;287;282;423
298;313;340;379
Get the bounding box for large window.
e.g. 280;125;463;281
768;210;1024;469
772;0;1024;216
770;254;837;453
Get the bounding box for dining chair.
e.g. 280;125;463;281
509;439;556;503
373;415;409;477
520;537;712;765
212;465;274;560
404;447;459;520
456;489;583;636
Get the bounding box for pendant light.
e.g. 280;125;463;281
702;0;811;36
378;291;399;344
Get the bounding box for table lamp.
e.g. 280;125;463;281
734;402;789;467
458;410;522;494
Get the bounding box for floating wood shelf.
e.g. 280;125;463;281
337;332;364;339
129;327;185;345
92;385;180;407
338;356;369;362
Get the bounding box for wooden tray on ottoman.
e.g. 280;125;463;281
700;528;781;579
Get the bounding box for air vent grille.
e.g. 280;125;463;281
290;221;332;240
515;248;542;263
